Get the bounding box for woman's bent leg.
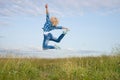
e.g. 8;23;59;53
43;34;55;50
50;33;65;43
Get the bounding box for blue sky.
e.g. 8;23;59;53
0;0;120;52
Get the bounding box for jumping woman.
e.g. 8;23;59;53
42;4;69;50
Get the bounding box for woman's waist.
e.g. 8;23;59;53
43;31;52;35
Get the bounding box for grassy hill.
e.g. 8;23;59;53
0;55;120;80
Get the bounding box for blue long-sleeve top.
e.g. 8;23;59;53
42;13;62;32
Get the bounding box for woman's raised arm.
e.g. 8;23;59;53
45;4;49;14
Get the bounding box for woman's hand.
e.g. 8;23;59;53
45;4;48;8
62;27;70;31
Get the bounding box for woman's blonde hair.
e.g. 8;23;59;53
50;17;59;26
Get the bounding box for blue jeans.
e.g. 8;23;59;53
43;33;65;50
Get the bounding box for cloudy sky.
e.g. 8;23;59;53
0;0;120;52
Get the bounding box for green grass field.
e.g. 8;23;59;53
0;55;120;80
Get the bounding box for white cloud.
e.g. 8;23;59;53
0;0;120;17
0;21;9;26
50;0;120;16
27;46;42;51
0;0;44;16
0;47;108;58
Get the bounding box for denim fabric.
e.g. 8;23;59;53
43;33;65;50
42;13;62;32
